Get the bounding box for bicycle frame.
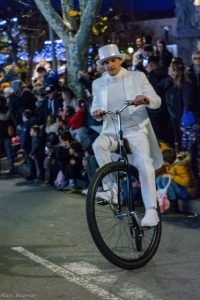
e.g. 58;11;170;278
86;102;162;269
105;102;130;163
105;102;137;218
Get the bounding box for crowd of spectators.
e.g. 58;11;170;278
0;36;200;212
0;58;102;194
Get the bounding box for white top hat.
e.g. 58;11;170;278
96;44;126;66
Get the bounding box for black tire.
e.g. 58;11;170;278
86;161;162;270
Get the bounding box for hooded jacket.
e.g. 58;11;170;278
166;151;199;198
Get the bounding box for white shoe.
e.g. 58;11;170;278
82;188;88;195
96;189;118;204
141;208;159;227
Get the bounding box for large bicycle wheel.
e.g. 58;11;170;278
86;161;162;270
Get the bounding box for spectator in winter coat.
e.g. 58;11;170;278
20;109;35;180
132;36;145;69
55;131;75;176
45;115;59;137
43;132;58;184
60;141;84;191
29;125;45;181
46;84;62;118
163;58;194;151
61;87;78;112
9;80;36;129
32;85;48;126
155;39;173;70
146;56;171;143
66;100;91;149
35;66;59;88
0;96;14;175
32;58;51;83
186;50;200;121
186;51;200;185
156;148;199;212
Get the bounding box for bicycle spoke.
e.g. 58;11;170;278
86;162;161;269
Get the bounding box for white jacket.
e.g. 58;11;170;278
91;67;163;170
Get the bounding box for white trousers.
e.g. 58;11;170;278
92;128;157;209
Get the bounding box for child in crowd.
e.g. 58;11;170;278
59;141;84;191
29;125;45;182
156;148;199;213
32;85;48;126
57;116;69;135
58;105;75;124
61;87;78;111
0;95;14;175
43;132;58;184
20;109;34;179
66;99;91;150
81;146;99;195
81;156;90;193
55;131;75;176
45;115;59;137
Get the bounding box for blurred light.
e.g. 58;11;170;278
127;47;134;54
0;20;7;26
194;0;200;6
89;46;93;54
11;17;18;22
0;54;9;65
34;39;67;63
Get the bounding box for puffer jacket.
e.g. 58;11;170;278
166;151;199;198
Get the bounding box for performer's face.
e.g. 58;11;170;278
102;58;122;76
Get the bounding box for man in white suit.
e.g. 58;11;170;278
91;44;164;227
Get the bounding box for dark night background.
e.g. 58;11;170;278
0;0;176;18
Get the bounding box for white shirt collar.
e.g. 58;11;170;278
107;68;124;82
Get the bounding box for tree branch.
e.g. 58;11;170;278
77;0;102;45
34;0;73;38
79;0;88;15
62;0;79;33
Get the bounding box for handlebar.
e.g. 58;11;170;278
100;100;133;117
92;96;150;119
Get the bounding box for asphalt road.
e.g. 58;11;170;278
0;177;199;300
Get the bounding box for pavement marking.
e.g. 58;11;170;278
12;247;122;300
12;247;160;300
62;262;103;275
62;262;162;299
62;262;117;284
